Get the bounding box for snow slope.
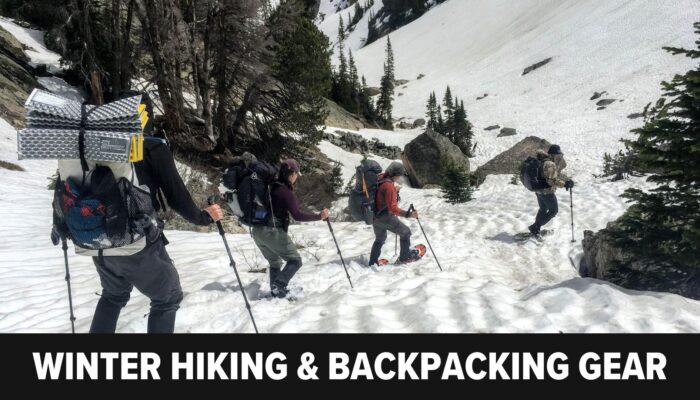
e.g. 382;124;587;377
1;9;700;333
318;0;700;173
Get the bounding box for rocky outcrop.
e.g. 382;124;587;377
474;136;568;184
484;125;500;131
522;57;552;76
0;26;37;128
401;128;469;188
498;127;517;137
590;91;607;101
366;87;381;96
324;98;370;131
397;120;412;129
596;99;616;107
412;118;425;128
581;225;700;300
324;130;402;160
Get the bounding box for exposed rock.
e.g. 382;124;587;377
397;121;412;129
596;99;616;107
324;130;401;160
412;118;425;128
597;106;606;111
366;87;381;96
395;79;409;86
398;92;404;96
590;91;607;101
484;125;500;131
401;129;470;188
498;127;517;137
0;25;30;65
582;225;700;300
0;160;24;171
416;74;425;80
474;136;567;185
0;52;37;128
324;98;369;131
476;93;488;100
522;57;552;76
627;113;644;119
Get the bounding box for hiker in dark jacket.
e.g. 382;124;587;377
252;159;330;298
87;137;223;334
528;144;574;236
368;162;419;266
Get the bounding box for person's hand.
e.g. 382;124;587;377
204;204;224;223
320;208;330;220
565;180;574;190
409;209;418;219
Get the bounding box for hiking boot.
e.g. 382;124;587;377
528;224;540;236
270;283;289;299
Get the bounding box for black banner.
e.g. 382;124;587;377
1;334;696;394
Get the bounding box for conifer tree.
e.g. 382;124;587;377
610;22;700;280
377;36;395;130
426;92;438;129
453;100;473;156
441;158;473;204
442;86;455;139
436;104;444;134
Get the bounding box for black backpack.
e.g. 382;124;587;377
348;159;391;225
520;156;551;191
222;160;281;227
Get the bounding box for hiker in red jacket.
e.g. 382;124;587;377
368;162;420;266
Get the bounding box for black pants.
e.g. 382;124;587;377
90;239;183;333
369;213;412;265
532;193;559;231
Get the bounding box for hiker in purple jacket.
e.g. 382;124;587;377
251;159;330;298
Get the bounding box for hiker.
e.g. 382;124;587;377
368;162;420;266
528;144;574;236
90;141;222;334
251;159;330;298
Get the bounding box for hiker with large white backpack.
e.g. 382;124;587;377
348;161;420;266
49;93;223;333
520;144;574;238
223;159;329;299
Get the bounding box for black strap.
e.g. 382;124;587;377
78;104;89;173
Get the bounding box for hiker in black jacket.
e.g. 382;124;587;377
88;133;223;334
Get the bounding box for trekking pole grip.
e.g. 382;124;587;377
207;195;226;236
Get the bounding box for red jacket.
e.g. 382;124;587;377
375;174;406;217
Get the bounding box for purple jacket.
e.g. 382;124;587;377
271;184;320;229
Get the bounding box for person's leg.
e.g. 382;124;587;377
269;229;303;288
532;193;548;233
538;193;559;228
119;241;183;333
384;215;412;260
252;227;284;290
90;254;133;333
369;219;389;266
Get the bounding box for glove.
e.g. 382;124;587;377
564;180;574;190
51;224;66;246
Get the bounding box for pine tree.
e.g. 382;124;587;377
348;49;359;94
610;22;700;281
330;162;344;194
442;86;455;139
436;104;444;133
426;92;437;129
337;19;348;83
453;100;473;156
367;9;378;44
440;158;473;204
377;36;395;130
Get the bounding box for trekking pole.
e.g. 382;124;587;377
61;237;76;334
569;188;576;243
208;196;259;334
325;218;354;289
409;204;443;271
394;234;398;256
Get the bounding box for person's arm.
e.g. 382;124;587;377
384;184;407;217
278;186;321;222
543;161;567;189
148;143;212;226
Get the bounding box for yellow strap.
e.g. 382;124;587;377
362;174;369;198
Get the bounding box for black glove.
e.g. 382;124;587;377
51;224;66;246
564;180;574;190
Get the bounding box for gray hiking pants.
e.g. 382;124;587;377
369;213;412;265
252;226;303;289
90;239;183;333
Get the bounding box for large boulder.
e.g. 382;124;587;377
0;25;30;65
498;127;517;137
401;129;469;188
324;130;401;159
412;118;425;128
474;136;569;185
324;98;367;131
581;224;700;300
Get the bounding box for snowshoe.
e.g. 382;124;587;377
377;244;426;266
514;229;552;242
